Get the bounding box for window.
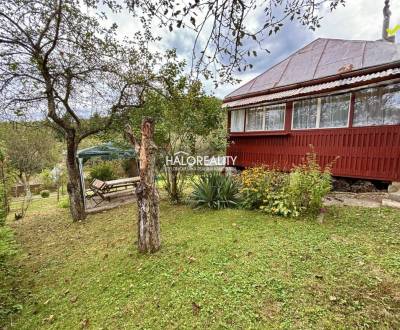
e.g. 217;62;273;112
354;84;400;127
381;84;400;125
245;104;285;131
265;104;285;130
230;109;245;132
292;99;318;129
246;107;264;131
354;88;381;126
320;94;350;128
293;94;350;129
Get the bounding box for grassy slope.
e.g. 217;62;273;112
3;199;400;329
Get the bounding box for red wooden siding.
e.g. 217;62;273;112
227;125;400;182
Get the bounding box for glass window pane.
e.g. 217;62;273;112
381;84;400;125
354;88;382;126
320;94;350;128
293;99;318;129
230;109;245;132
265;104;285;130
246;107;264;131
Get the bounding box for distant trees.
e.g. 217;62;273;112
0;125;59;218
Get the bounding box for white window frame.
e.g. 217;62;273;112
245;106;265;131
230;109;245;132
264;104;286;131
245;104;286;132
353;83;400;127
292;93;351;130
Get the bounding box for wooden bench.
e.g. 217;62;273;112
87;178;139;207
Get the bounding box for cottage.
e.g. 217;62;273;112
224;30;400;183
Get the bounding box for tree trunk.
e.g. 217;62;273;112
170;168;178;201
66;136;86;221
136;118;160;253
0;162;8;218
20;173;32;218
164;165;180;203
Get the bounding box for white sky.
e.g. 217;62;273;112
107;0;400;99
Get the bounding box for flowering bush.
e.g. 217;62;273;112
287;152;332;216
240;152;332;217
240;166;286;210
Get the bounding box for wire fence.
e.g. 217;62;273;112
8;193;66;212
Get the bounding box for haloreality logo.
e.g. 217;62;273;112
165;151;237;169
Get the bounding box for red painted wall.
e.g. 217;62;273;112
227;98;400;182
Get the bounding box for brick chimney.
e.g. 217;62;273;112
382;0;395;42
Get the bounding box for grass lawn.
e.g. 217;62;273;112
2;198;400;329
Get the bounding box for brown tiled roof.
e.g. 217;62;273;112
224;38;400;102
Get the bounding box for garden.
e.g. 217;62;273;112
1;191;400;329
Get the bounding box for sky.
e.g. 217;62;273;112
99;1;400;99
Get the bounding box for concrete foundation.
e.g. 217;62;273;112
388;182;400;193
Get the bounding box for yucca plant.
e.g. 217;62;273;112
190;172;241;209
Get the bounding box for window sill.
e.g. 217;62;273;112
229;131;290;137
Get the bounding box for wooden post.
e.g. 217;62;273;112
125;118;161;253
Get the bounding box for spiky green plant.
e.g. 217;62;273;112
190;172;241;209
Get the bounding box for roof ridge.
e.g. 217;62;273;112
312;39;329;79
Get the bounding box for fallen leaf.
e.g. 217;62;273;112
43;315;54;324
192;302;201;315
80;318;90;329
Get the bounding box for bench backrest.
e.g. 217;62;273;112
91;179;106;191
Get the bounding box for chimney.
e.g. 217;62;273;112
382;0;395;42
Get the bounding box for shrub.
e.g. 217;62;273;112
240;152;332;217
89;163;116;182
58;199;69;209
190;172;241;209
286;152;332;215
240;166;287;210
39;169;55;190
40;190;50;198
